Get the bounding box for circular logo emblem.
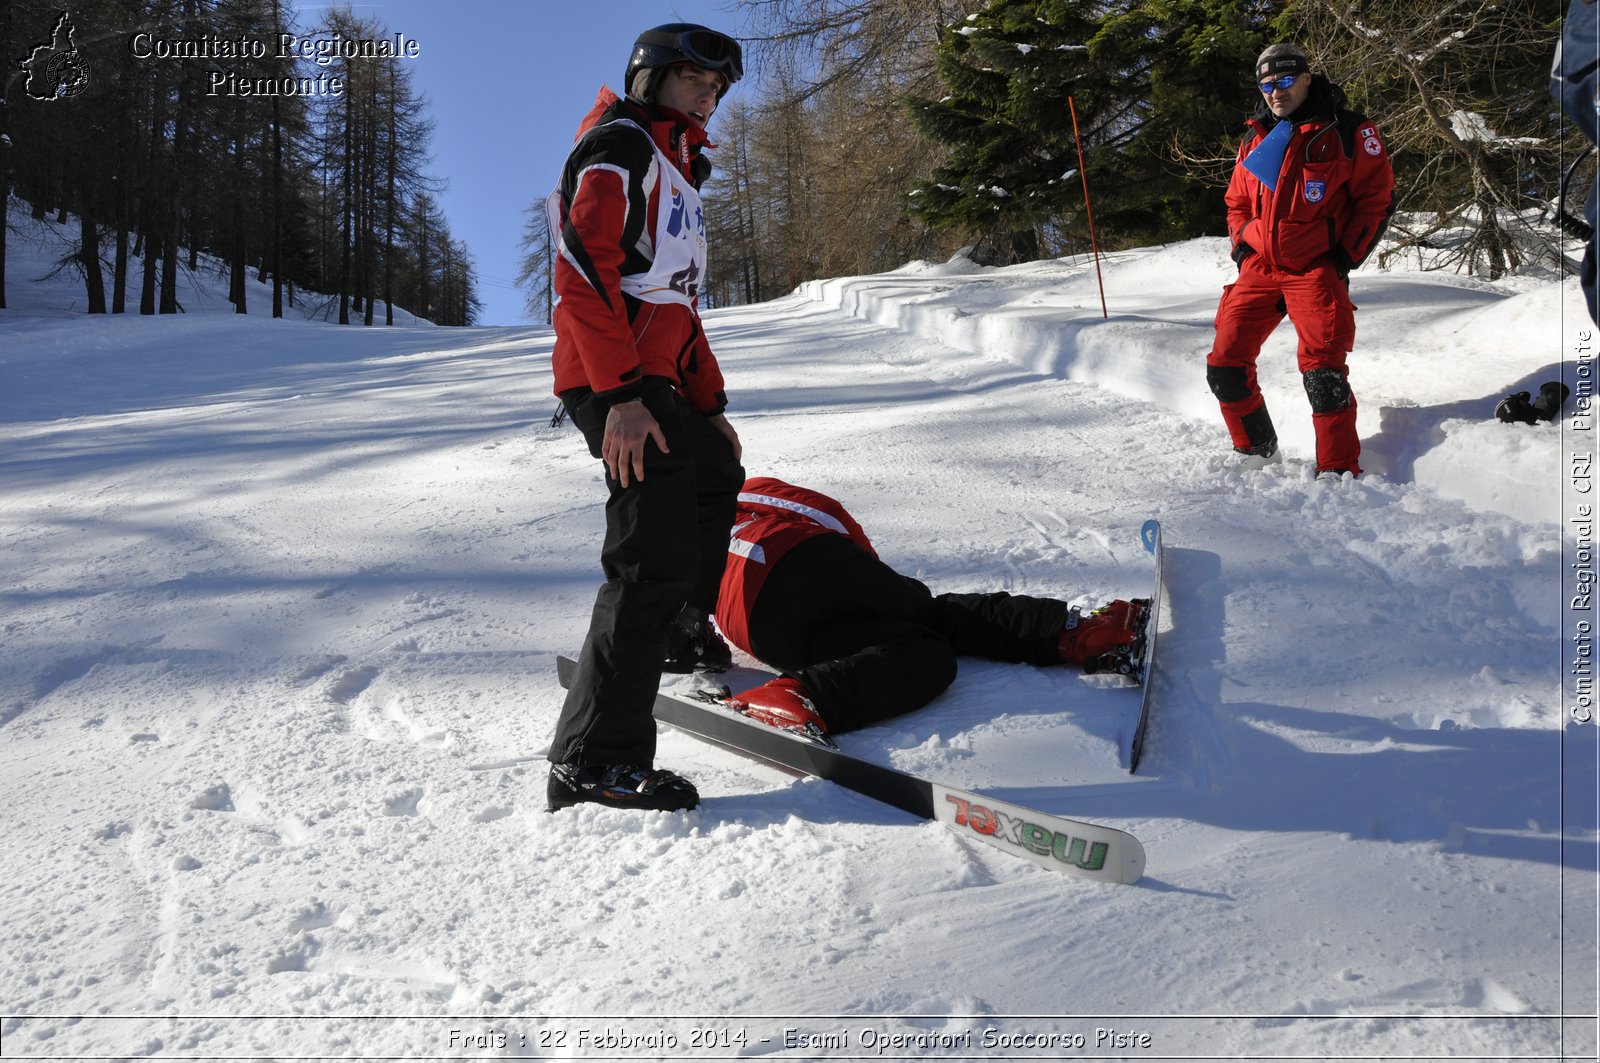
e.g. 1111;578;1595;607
46;51;89;98
1364;136;1383;156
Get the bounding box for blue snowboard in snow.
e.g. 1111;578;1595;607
1129;519;1165;773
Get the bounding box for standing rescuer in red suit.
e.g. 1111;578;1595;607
544;25;747;813
1207;43;1395;480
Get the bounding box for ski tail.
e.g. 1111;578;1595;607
933;784;1145;883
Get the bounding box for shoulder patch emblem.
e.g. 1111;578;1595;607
1364;135;1383;156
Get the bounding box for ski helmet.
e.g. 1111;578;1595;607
625;23;743;103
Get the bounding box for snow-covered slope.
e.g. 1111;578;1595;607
1;205;1594;1060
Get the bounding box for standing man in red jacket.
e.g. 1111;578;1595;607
1207;44;1395;480
545;25;746;812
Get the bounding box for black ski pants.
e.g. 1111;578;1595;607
747;533;1069;733
549;378;743;767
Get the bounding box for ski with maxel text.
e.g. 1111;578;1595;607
1128;518;1166;774
555;655;1146;885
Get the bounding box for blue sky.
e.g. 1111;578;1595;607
331;0;747;325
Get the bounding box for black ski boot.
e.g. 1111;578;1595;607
547;763;699;812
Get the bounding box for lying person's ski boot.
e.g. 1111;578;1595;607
723;677;833;745
1058;598;1151;678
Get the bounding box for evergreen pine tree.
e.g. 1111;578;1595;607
906;0;1269;261
905;0;1109;264
1093;0;1268;242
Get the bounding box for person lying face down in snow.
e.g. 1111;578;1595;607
711;477;1150;737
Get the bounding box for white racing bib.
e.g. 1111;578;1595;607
548;118;707;308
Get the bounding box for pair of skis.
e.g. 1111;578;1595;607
554;521;1165;886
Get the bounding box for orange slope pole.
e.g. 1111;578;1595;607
1069;95;1108;318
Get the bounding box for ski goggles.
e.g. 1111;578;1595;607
1258;73;1301;93
645;27;744;84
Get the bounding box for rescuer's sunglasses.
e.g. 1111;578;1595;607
1258;74;1301;93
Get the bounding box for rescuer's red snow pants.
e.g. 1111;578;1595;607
1207;256;1361;476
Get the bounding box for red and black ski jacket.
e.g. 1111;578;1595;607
1226;77;1396;274
714;478;876;656
547;88;728;415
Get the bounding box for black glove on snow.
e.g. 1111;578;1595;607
1495;381;1570;424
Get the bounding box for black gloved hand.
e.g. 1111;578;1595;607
1331;248;1355;284
1495;392;1538;424
1531;381;1571;421
1496;382;1570;424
